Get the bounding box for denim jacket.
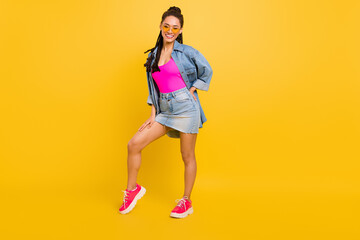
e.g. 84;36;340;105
146;40;213;137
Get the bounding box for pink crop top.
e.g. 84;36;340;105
151;58;187;93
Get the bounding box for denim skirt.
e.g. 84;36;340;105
155;87;201;138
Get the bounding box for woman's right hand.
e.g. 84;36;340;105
138;115;156;132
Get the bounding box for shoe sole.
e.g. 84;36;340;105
170;207;194;218
119;186;146;214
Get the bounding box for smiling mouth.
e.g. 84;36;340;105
165;34;174;39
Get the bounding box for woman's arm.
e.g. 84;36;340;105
150;104;156;117
192;49;213;91
139;104;156;132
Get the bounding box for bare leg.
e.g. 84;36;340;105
179;132;198;201
127;121;171;190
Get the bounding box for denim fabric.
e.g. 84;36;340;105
146;40;213;131
155;87;201;138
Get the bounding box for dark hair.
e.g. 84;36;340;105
144;6;184;73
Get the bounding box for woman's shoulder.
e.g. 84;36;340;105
180;43;193;50
180;43;200;57
145;43;200;57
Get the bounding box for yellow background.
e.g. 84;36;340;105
1;0;359;239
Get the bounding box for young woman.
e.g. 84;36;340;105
119;6;213;218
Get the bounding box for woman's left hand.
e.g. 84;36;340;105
189;87;197;101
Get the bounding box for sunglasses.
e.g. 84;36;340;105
162;24;180;34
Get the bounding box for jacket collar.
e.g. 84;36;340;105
153;40;183;55
173;40;183;52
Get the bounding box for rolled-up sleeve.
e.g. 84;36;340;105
146;52;154;106
192;49;213;91
147;94;153;106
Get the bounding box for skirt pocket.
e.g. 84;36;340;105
174;91;190;103
159;98;169;112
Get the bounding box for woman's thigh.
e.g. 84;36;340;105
129;121;171;151
179;132;197;157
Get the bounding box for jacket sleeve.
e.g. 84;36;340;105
146;52;153;106
146;72;153;106
147;94;153;106
192;49;213;91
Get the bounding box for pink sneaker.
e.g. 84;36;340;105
170;197;194;218
119;183;146;214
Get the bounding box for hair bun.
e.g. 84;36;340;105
168;6;181;13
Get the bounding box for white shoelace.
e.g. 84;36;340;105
122;190;129;206
121;186;137;207
175;198;187;211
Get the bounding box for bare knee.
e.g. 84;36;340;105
181;151;196;164
127;138;143;153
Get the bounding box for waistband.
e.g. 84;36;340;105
159;87;189;99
